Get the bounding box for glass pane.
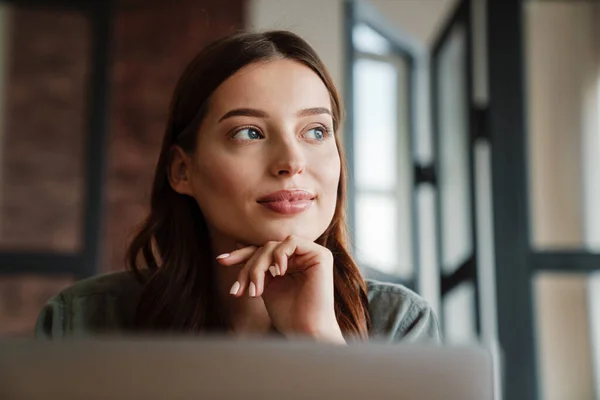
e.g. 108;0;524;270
0;7;89;252
353;58;398;191
417;184;440;316
534;273;595;400
355;193;411;277
525;1;600;251
352;23;390;56
442;281;477;344
0;275;73;337
437;24;473;273
474;141;499;341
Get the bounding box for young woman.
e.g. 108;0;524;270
36;30;440;344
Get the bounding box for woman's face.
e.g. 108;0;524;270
176;59;341;246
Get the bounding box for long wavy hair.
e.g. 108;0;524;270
126;30;372;340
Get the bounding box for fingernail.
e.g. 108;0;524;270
249;282;257;297
275;263;281;276
269;265;277;277
229;281;240;295
216;253;230;260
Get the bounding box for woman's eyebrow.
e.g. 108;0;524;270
219;108;268;122
218;107;332;123
297;107;332;117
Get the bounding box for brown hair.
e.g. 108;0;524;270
126;30;372;340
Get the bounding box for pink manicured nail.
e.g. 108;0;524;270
249;282;257;297
229;281;240;295
216;253;230;260
269;265;277;277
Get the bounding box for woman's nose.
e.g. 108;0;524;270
270;138;306;177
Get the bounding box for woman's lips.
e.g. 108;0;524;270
257;190;315;215
258;199;314;215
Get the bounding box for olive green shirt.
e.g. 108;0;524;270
34;271;441;343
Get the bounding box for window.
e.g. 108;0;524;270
0;0;112;336
348;20;416;287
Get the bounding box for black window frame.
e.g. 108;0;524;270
430;0;482;338
0;0;113;280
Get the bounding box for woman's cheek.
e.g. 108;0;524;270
319;151;341;188
196;153;248;194
191;161;247;222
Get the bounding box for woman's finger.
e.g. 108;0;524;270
272;237;294;276
272;235;332;275
216;245;258;266
245;241;279;297
229;246;263;297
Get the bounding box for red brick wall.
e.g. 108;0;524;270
0;0;245;336
0;9;89;252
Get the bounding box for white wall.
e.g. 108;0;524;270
583;3;600;251
535;273;595;400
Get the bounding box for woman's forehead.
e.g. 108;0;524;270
207;59;332;118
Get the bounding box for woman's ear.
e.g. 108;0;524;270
168;146;194;196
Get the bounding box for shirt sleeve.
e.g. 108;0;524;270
367;280;442;344
393;300;441;343
34;294;66;339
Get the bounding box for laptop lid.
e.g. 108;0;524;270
0;339;493;399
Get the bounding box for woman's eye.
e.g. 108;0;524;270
305;127;327;141
232;128;262;140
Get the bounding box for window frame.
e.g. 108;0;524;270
0;0;113;279
430;0;482;339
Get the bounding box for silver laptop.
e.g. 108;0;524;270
0;338;493;399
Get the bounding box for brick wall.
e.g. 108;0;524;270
0;9;89;252
0;0;245;336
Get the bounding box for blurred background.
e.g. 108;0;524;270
0;0;597;399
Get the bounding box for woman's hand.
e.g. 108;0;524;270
216;235;345;344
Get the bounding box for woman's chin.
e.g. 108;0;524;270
249;228;322;245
